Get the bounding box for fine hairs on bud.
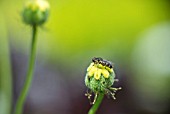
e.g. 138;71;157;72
22;0;50;25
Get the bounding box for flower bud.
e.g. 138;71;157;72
22;0;50;25
85;57;121;103
85;62;115;93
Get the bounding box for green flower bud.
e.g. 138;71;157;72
85;57;121;104
22;0;50;25
85;62;115;92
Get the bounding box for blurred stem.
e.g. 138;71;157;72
0;11;12;114
88;93;104;114
14;25;38;114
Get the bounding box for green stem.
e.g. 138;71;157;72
88;93;104;114
14;25;38;114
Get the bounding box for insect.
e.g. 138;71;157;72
92;57;113;69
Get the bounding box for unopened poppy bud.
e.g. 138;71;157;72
22;0;50;25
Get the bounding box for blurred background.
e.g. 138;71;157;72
0;0;170;114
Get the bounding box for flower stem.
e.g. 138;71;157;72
88;93;104;114
14;25;38;114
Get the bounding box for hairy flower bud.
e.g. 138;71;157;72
85;63;115;93
85;57;121;104
22;0;50;25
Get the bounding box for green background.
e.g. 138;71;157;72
0;0;170;114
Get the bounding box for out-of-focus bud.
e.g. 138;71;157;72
22;0;50;25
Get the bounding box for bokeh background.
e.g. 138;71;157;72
0;0;170;114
